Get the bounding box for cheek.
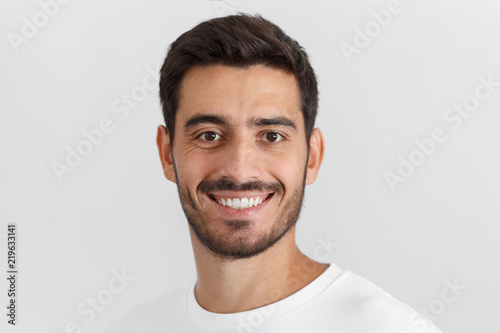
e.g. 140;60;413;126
176;149;220;185
265;150;307;189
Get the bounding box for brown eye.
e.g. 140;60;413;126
199;132;221;141
262;132;283;143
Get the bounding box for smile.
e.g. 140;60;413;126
208;193;274;210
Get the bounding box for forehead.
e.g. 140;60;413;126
176;64;303;127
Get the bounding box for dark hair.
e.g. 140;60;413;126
159;13;318;145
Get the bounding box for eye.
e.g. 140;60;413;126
262;132;283;143
198;131;221;142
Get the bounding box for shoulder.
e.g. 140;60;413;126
329;270;443;333
103;282;189;333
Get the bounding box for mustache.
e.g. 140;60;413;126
198;178;283;194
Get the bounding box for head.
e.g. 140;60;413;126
156;14;324;261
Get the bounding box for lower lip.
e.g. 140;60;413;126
208;194;273;218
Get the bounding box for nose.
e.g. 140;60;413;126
216;133;262;184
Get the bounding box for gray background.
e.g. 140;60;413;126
1;0;499;332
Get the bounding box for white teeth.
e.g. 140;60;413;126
232;198;240;209
215;196;267;209
240;198;248;209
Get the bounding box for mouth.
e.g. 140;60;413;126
207;192;274;210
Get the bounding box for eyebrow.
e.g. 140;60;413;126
248;117;297;131
183;114;229;131
183;113;297;132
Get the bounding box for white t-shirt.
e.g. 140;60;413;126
105;262;443;332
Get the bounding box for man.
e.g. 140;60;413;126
106;13;443;332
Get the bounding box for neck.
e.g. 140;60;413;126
189;226;329;313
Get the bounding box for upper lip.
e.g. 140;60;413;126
207;192;273;201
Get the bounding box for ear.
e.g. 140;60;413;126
156;125;177;183
305;128;325;185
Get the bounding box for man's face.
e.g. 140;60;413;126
157;64;323;260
